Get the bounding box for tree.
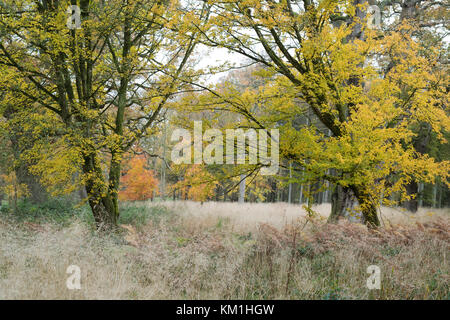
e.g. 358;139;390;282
0;96;48;204
174;164;218;203
188;0;449;226
119;154;159;201
383;0;449;212
0;0;209;229
0;171;29;212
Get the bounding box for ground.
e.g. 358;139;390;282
0;201;448;299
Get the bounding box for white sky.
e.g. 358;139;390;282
193;44;258;84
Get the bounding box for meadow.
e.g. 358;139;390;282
0;200;448;299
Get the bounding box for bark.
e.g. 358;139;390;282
82;154;118;230
329;185;361;223
288;163;292;203
352;186;380;228
299;181;304;204
107;157;121;225
329;184;380;227
404;181;419;212
238;174;246;203
89;198;117;230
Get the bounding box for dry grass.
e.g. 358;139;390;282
0;201;448;299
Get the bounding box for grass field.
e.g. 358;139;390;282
0;201;448;299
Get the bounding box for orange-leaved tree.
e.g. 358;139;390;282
119;155;159;201
174;165;217;203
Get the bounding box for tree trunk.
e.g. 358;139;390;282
82;154;118;230
88;198;117;230
13;182;18;213
432;180;440;208
288;163;292;203
329;185;359;222
328;184;380;227
238;174;246;203
323;181;330;203
404;181;419;212
418;182;424;207
352;186;380;228
403;124;431;212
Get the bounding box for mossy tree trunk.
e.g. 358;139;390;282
328;184;380;228
328;185;353;223
82;153;119;230
352;186;380;228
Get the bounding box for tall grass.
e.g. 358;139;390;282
0;201;448;299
